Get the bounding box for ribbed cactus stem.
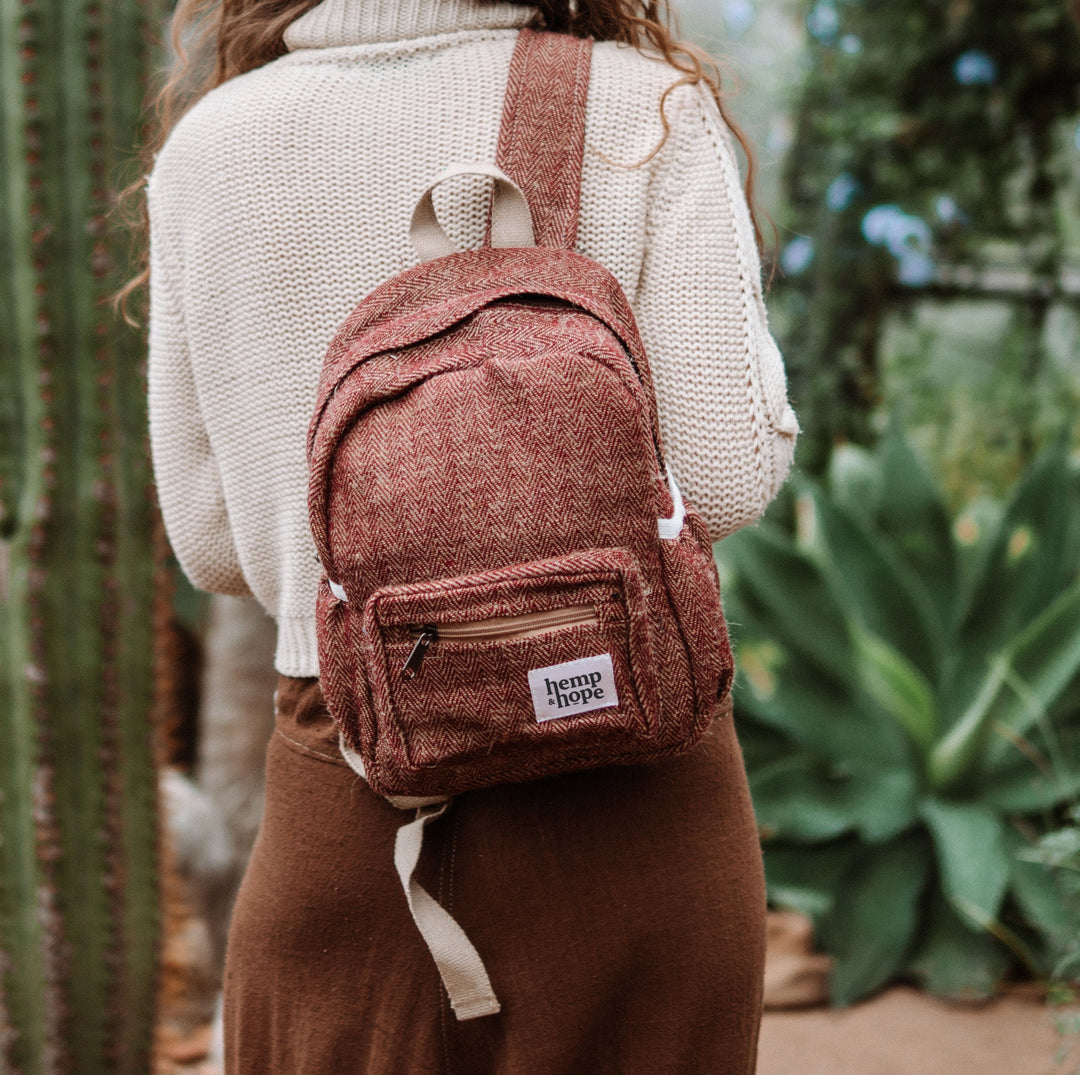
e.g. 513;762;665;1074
0;0;167;1071
0;1;65;1067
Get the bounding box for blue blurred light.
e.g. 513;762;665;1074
781;237;815;276
935;195;960;224
883;213;932;259
861;204;904;245
807;3;840;43
954;50;997;86
862;206;935;271
839;34;862;55
825;173;859;211
898;252;936;287
723;0;756;37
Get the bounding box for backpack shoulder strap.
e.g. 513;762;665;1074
495;28;592;251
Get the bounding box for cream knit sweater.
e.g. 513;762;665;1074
147;0;798;677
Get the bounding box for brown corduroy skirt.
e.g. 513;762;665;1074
223;676;766;1074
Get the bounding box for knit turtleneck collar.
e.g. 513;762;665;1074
284;0;539;49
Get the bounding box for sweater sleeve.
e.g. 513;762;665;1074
634;82;798;541
147;183;251;597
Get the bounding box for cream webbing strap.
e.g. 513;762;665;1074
394;803;502;1020
339;735;501;1020
410;162;534;263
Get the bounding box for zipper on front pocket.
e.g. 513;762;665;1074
398;605;599;679
400;627;437;680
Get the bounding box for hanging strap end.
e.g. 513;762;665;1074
451;993;502;1021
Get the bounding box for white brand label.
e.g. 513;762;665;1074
528;654;619;723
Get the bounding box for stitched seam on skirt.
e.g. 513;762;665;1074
439;810;456;1073
273;727;351;769
449;808;461;919
439;975;453;1075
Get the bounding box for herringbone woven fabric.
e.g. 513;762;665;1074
308;31;733;798
494;29;590;249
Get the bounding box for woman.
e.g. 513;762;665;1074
142;0;798;1069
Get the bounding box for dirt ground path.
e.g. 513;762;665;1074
159;988;1079;1074
759;987;1079;1075
158;905;1079;1073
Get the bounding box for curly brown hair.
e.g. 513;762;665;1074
119;0;765;317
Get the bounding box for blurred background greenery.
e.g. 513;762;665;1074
685;0;1080;495
677;0;1080;1006
3;5;1078;1070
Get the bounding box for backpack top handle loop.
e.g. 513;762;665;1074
410;163;535;263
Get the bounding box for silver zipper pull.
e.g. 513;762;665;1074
400;627;436;679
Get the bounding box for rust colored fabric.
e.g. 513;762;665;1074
223;675;767;1074
307;29;735;798
308;255;734;799
494;29;591;250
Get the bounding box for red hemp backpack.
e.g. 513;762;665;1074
306;28;737;1022
307;30;734;804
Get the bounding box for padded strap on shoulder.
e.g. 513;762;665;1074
495;29;592;250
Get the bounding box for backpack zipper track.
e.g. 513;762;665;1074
400;605;599;679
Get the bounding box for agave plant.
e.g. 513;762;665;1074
1019;803;1080;986
715;430;1080;1004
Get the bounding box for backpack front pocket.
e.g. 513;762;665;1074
359;548;662;796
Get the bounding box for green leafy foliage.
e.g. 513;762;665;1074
1017;804;1080;984
716;429;1080;1004
769;0;1080;475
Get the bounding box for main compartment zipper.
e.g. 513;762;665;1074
399;605;599;679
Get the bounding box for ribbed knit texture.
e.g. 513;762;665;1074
285;0;534;44
147;0;798;677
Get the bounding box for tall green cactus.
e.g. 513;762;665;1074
0;1;168;1071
